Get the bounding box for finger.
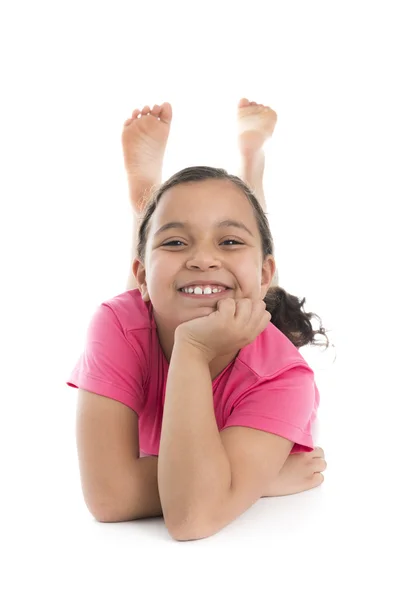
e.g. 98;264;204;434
312;458;327;472
239;302;268;341
249;301;271;331
254;299;270;317
234;298;253;324
217;297;236;316
312;446;325;458
310;472;324;487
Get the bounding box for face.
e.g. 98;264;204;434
133;178;276;337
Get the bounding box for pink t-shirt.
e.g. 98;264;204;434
67;289;319;455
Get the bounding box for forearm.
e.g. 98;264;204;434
108;451;305;523
107;453;298;523
105;456;163;522
158;339;232;531
129;456;163;519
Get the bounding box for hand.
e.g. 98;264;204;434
175;297;271;362
262;446;327;497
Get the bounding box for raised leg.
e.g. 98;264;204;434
121;102;173;290
237;98;279;286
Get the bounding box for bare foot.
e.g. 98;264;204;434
238;98;277;156
122;102;172;213
237;98;278;210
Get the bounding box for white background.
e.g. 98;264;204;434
1;0;398;598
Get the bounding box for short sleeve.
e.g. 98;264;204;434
221;365;318;453
66;303;145;415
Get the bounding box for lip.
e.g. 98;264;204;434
178;281;232;290
178;289;232;299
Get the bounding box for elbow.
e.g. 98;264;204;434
87;498;120;523
92;509;120;523
91;504;136;524
162;496;212;540
168;520;212;542
80;473;142;523
163;509;197;541
165;521;196;542
163;514;189;540
162;494;227;541
85;494;137;524
164;510;213;542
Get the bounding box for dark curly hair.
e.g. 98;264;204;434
137;166;331;350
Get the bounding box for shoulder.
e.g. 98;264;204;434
99;289;156;334
237;322;314;379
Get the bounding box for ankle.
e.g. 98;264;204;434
240;152;264;187
127;176;160;214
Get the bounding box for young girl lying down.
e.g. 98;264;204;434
67;98;329;541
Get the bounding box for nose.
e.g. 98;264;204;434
185;248;222;270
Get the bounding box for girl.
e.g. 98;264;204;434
67;99;329;541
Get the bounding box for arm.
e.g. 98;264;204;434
157;338;297;540
98;456;164;522
101;450;325;523
156;331;322;540
76;389;164;523
157;338;232;534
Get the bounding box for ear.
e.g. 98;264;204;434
260;255;276;297
132;258;150;302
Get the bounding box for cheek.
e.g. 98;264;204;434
236;260;259;282
146;257;174;289
236;261;264;294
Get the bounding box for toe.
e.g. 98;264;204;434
238;98;250;108
131;109;140;119
151;104;162;118
141;105;151;116
159;102;173;124
124;118;133;127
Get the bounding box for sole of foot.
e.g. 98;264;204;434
122;102;173;212
237;98;278;157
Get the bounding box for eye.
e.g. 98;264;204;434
161;240;184;246
161;238;245;248
221;239;244;246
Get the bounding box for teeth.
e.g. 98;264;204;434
181;286;226;295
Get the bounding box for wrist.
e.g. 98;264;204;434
173;333;215;364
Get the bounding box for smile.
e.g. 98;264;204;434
178;288;231;299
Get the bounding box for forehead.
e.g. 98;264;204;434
151;179;255;227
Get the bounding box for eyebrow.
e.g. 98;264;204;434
154;219;255;238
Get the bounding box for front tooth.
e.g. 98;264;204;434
203;287;212;294
194;286;203;294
